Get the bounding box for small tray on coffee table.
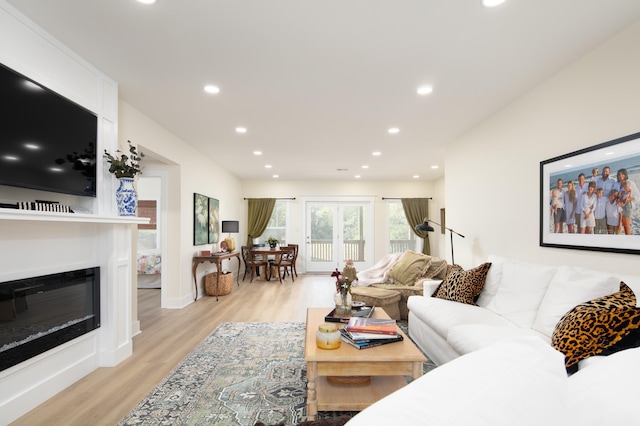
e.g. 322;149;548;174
324;305;374;323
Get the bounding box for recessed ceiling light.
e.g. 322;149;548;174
49;167;64;173
204;85;220;94
265;164;272;169
564;164;573;168
372;151;381;156
235;127;247;133
253;151;262;155
137;0;157;4
605;152;615;156
2;155;19;161
417;86;433;95
362;165;369;169
24;143;40;150
413;175;420;179
388;128;400;134
431;165;439;169
355;175;361;179
483;0;506;7
272;174;279;179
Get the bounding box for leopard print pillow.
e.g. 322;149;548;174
552;282;640;372
432;262;492;305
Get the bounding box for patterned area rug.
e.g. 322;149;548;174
119;321;436;426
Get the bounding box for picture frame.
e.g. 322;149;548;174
193;193;208;245
540;131;640;254
208;197;219;244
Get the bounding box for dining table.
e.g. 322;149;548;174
250;247;284;281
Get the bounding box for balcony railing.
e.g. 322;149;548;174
309;239;412;262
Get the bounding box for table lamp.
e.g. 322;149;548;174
221;220;239;252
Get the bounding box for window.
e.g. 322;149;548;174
387;201;417;253
262;200;289;245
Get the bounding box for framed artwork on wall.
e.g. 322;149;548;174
540;131;640;254
208;197;219;244
193;193;208;245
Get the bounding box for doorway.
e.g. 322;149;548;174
304;197;374;272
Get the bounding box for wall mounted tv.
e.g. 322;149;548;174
0;62;98;198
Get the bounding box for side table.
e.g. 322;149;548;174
192;252;241;301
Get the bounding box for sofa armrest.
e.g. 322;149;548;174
418;278;442;297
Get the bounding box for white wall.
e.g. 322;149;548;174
241;179;444;267
0;2;137;422
445;19;640;282
119;101;243;307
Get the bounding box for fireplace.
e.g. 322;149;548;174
0;267;100;371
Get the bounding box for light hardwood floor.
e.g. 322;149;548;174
12;273;336;426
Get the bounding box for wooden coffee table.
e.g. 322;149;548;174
304;307;426;420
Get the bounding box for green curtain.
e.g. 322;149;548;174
246;198;276;246
401;198;430;255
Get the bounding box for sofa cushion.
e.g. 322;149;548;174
447;324;549;355
532;266;619;338
551;283;640;371
567;346;640;426
485;258;557;328
407;295;517;339
346;336;568;426
424;256;449;280
476;254;505;307
433;262;491;305
387;250;431;286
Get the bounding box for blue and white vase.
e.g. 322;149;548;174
115;177;138;216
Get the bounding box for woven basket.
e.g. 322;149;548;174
205;272;234;296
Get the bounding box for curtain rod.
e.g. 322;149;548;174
381;197;432;200
243;197;296;200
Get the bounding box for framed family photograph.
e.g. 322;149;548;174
540;131;640;254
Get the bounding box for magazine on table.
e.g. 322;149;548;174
340;328;403;349
345;316;397;335
346;330;399;340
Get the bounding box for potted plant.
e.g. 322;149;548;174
267;236;279;249
104;140;144;178
104;140;144;216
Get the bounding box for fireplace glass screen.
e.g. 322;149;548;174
0;267;100;371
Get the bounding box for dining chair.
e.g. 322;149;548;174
241;245;251;281
287;243;299;277
248;249;268;283
273;246;296;283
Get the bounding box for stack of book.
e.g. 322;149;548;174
340;317;403;349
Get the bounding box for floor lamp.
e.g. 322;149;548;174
415;219;465;265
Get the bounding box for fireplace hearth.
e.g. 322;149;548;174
0;267;100;371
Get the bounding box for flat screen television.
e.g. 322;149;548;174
0;62;98;197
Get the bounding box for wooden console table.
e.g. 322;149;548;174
192;252;241;301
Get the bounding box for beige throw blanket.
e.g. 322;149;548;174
354;252;404;287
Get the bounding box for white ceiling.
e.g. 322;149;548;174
7;0;640;181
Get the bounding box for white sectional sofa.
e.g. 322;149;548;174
345;255;640;425
407;254;634;366
346;336;640;426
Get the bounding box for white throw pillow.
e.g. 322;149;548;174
533;266;619;338
568;347;640;426
346;336;568;426
485;258;557;328
476;254;504;307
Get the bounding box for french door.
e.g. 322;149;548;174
304;198;373;272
